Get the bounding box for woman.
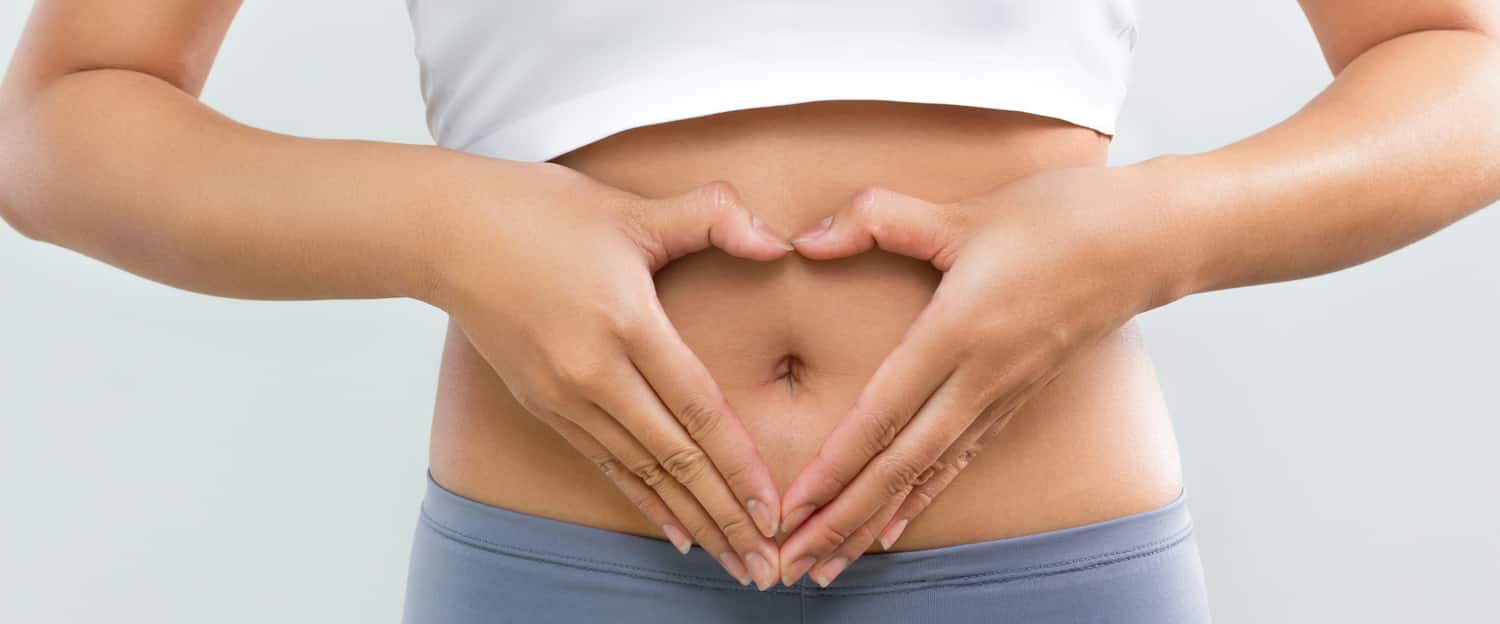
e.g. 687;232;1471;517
2;1;1496;622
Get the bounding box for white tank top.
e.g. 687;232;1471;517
405;1;1139;163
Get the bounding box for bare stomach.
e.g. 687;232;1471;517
429;100;1184;554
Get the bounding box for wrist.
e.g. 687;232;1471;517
1112;154;1213;311
416;154;560;312
410;152;515;311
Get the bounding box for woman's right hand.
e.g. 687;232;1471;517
426;160;790;590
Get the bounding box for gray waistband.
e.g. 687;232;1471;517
418;471;1194;593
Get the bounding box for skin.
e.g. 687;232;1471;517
773;1;1500;587
3;0;1498;596
433;101;1185;589
0;0;789;590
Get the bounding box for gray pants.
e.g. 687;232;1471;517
403;472;1211;623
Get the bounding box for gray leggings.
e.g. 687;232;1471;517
403;472;1212;623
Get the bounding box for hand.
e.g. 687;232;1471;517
429;161;794;590
775;165;1183;587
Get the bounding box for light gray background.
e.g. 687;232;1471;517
1;2;1495;622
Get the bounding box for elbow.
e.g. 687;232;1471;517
0;117;39;242
1467;32;1500;203
1;67;189;245
0;162;41;243
0;199;40;242
0;70;110;245
0;107;47;243
1396;28;1500;203
0;204;42;242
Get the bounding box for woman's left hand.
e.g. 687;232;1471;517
774;165;1188;587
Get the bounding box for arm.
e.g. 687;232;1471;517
773;0;1500;587
0;0;793;590
1144;2;1500;301
0;0;471;301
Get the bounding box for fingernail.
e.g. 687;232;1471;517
811;556;849;588
878;518;909;551
746;498;778;538
744;551;776;591
780;504;816;535
750;215;795;251
662;524;692;555
719;552;752;586
782;556;816;587
790;216;832;245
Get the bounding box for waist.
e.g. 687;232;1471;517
429;100;1184;553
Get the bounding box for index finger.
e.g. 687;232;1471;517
775;299;961;538
622;301;784;540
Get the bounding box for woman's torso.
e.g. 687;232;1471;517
429;100;1184;554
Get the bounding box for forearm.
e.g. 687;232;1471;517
1133;28;1500;305
0;67;509;303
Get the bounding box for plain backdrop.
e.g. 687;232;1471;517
2;2;1496;622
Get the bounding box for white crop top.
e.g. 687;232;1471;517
405;1;1139;163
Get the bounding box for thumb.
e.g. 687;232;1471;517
791;186;963;269
634;180;793;268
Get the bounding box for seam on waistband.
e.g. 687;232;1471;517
419;508;780;593
807;525;1196;597
419;504;1195;594
846;523;1194;590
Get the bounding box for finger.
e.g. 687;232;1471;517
870;367;1066;549
800;487;907;588
621;307;784;539
790;366;1033;587
632;179;793;266
779;370;983;579
776;303;960;538
790;186;965;269
534;409;696;555
561;398;756;587
591;358;781;590
801;402;1010;589
868;401;1015;552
